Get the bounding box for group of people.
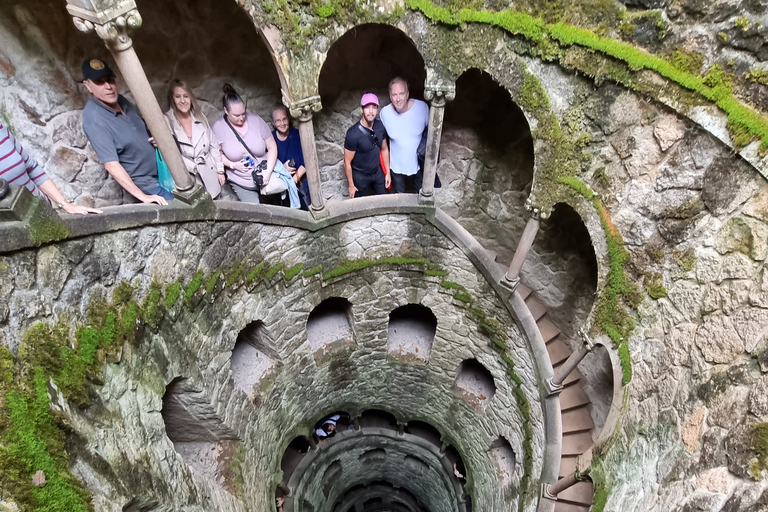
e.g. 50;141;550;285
344;77;431;198
2;58;434;215
81;58;308;210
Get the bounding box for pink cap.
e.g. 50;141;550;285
360;93;379;107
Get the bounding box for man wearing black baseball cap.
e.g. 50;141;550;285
81;58;171;205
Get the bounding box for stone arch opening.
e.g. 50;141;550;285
525;202;598;340
307;297;355;356
359;408;398;430
231;320;279;400
318;24;426;103
404;420;442;449
454;359;496;410
387;303;437;362
489;437;516;486
436;67;535;270
160;377;240;494
281;435;312;485
315;24;427;202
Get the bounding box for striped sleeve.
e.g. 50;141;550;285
0;121;49;197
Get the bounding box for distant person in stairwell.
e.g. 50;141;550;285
271;106;310;210
343;93;391;198
0;121;101;215
379;77;429;194
80;58;172;205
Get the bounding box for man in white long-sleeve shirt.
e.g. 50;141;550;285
379;77;429;194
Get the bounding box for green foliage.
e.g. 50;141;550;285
644;273;667;299
205;270;222;293
264;263;285;280
647;246;663;262
164;280;182;309
323;256;429;280
734;16;749;31
303;264;322;278
454;291;473;303
718;32;728;43
425;265;447;277
184;270;204;303
0;345;14;391
439;280;463;290
672;248;696;271
316;2;335;18
284;263;304;281
230;442;246;499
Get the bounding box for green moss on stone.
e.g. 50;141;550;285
225;261;245;287
26;198;71;246
323;256;429;280
184;270;204;303
142;281;162;323
303;264;323;278
0;345;14;391
454;291;473;303
205;270;222;293
644;273;667;299
752;422;768;473
164;280;182;309
667;47;704;76
746;69;768;85
111;280;135;306
672;248;696;271
284;263;303;281
246;264;266;282
440;280;463;290
264;263;285;280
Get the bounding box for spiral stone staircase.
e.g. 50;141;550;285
517;283;596;512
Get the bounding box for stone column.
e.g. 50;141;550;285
420;83;455;203
66;2;204;204
286;93;327;219
546;327;596;395
503;201;549;291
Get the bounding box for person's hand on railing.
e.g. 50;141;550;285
276;497;285;512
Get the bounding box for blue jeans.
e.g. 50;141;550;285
145;185;175;201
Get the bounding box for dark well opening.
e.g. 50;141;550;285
307;297;355;351
387;304;438;361
404;420;442;449
454;358;496;409
281;436;312;484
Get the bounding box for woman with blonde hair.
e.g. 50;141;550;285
164;79;225;198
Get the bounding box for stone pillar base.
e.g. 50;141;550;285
418;189;436;205
499;275;520;293
310;204;329;219
0;185;34;221
172;184;208;205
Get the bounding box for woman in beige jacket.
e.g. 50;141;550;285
164;79;225;198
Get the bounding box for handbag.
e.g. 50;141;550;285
156;149;175;192
225;116;284;195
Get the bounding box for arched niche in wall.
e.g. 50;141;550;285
488;437;517;487
358;408;398;430
281;435;312;486
307;297;356;361
437;67;535;266
315;24;427;202
453;358;496;411
387;303;437;363
160;377;240;494
404;420;442;450
231;320;279;401
133;0;283;122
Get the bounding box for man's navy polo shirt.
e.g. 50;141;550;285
82;95;159;193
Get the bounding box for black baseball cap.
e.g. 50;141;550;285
82;59;115;81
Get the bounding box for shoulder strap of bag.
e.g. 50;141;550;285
357;122;381;149
225;116;258;161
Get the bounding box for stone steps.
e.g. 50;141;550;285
522;290;595;512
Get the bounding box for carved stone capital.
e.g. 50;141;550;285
67;4;141;51
424;84;456;108
523;196;550;220
286;95;323;122
578;326;596;351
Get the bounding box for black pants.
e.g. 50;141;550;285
353;169;387;197
391;168;423;194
